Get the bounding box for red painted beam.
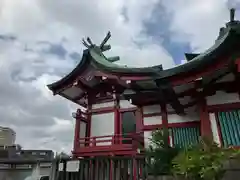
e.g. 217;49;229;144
143;121;199;131
91;107;115;114
170;59;229;86
235;58;240;72
207;102;240;112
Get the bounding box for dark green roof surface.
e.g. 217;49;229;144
48;20;240;92
90;47;163;75
185;53;200;61
89;24;240;79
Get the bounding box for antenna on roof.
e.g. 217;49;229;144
230;8;235;22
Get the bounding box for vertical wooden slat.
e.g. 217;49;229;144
142;158;147;180
189;127;195;145
90;159;94;180
94;159;97;180
136;158;140;180
110;159;113;180
173;128;178;147
232;111;240;144
223;112;233;145
85;160;90;180
171;126;200;148
228;111;238;144
133;157;137;180
218;112;232;146
216;112;227;146
216;110;240;147
224;112;235;145
79;159;84;180
125;159;129;180
62;161;67;180
129;158;133;180
105;158;110;180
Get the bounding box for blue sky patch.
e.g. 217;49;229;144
143;3;191;64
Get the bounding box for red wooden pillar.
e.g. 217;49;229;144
235;58;240;72
133;157;137;180
73;109;81;152
133;107;143;148
86;105;92;146
114;92;120;144
199;99;213;139
161;103;168;127
161;103;169;144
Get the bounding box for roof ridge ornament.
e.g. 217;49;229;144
82;31;112;51
82;31;120;63
230;8;235;22
99;31;111;50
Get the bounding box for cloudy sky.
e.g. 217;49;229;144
0;0;239;153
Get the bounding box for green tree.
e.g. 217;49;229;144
145;128;180;176
172;137;240;180
55;151;70;159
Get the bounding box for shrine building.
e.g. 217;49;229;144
48;9;240;157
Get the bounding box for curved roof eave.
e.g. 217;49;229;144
47;22;240;94
89;48;163;76
89;25;240;80
47;49;90;93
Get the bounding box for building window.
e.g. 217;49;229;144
121;111;136;144
216;110;240;147
170;126;200;148
40;152;46;155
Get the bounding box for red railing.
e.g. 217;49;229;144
78;133;141;147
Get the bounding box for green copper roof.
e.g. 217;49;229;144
89;24;240;79
90;46;163;75
47;10;240;94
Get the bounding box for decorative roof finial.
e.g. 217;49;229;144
81;31;120;62
100;31;111;51
230;8;235;22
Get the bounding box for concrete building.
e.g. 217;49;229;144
0;127;16;146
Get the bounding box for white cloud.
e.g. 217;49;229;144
162;0;230;51
0;0;235;153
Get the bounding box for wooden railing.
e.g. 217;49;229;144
78;133;142;147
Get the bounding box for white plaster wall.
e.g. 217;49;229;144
206;91;240;105
144;131;153;148
169;135;173;147
142;105;160;114
120;100;136;108
209;113;221;145
168;107;199;123
79;121;87;147
90;112;114;146
92;101;114;109
80;122;86;138
143;116;162;125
